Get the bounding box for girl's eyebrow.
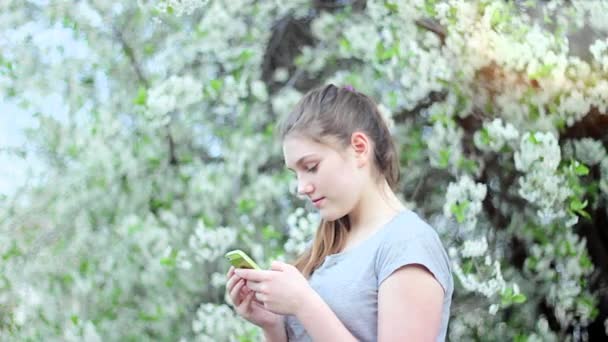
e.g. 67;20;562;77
286;154;317;171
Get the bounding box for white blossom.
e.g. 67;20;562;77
284;208;320;257
514;132;561;173
188;220;237;263
155;0;209;17
461;236;489;258
444;175;487;233
569;138;606;166
474;118;520;152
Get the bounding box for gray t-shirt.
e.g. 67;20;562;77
284;210;453;341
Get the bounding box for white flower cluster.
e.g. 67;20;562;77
443;175;487;233
514;132;561;173
191;302;258;341
590;38;608;73
161;246;192;270
461;236;489;258
283;208;319;257
563;138;607;166
526;317;557;342
271;87;303;120
515;132;574;225
600;157;608;197
526;231;595;326
452;258;506;298
146;75;203;125
431;0;608;130
474;118;520;152
426;120;464;171
341;19;380;61
155;0;208;17
188;220;237;263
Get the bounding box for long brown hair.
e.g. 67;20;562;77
277;84;401;278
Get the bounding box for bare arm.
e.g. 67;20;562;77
295;289;358;341
378;264;445;341
262;317;288;342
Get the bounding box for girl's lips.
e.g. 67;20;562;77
312;197;325;208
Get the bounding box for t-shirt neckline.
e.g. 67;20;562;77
325;209;410;261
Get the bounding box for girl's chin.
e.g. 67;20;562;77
320;209;347;222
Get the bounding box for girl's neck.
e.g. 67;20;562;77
347;180;406;235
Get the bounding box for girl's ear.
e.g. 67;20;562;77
350;131;370;168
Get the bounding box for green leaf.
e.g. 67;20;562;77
573;162;589;176
528;132;539;144
512;293;527;304
579;254;592;269
458;158;478;173
134;86;147;106
376;42;398;62
339;38;351;51
160;257;176;267
490;9;503;28
575;208;591;219
238;198;256;214
262;225;282;240
513;333;528;342
210;79;223;92
501;287;513;305
461;259;474;274
438;149;450;168
424;0;437;16
569;198;587;212
2;241;21;261
384;2;399;13
529;104;540;121
237;49;254;64
480;128;491;145
451;201;469;223
529;63;555;79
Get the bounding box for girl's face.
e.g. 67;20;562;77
283;134;366;221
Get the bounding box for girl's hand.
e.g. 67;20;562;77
234;261;314;316
226;266;283;329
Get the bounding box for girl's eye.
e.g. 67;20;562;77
307;164;319;173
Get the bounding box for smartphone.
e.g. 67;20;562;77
225;249;261;270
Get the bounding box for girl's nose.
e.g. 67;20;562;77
297;181;314;197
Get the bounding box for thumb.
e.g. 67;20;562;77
270;260;286;271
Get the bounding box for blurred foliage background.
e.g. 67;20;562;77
1;0;607;341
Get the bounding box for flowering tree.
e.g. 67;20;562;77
1;0;607;340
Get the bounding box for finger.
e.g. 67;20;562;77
241;283;251;295
229;279;246;305
227;266;234;277
234;269;272;282
270;260;285;271
226;274;241;291
246;280;264;293
255;292;267;303
240;291;255;311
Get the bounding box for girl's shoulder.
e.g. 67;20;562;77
383;209;440;242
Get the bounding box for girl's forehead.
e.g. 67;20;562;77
283;136;324;158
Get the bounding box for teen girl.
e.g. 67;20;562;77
226;84;453;341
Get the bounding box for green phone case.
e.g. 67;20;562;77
225;249;261;270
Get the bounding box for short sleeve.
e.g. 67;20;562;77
375;230;452;294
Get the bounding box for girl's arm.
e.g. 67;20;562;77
262;317;287;342
295;289;358;341
378;264;444;341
